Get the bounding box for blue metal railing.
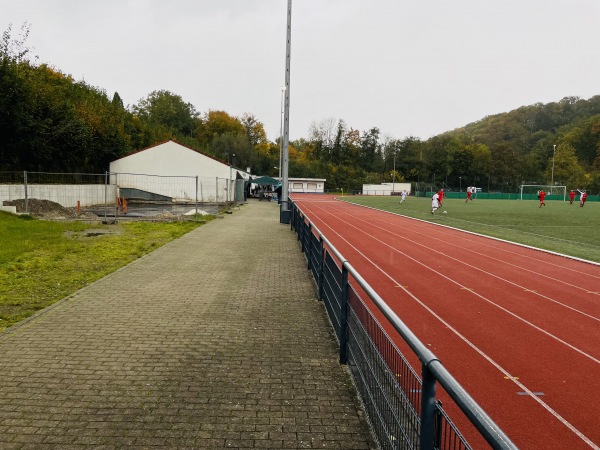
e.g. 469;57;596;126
290;200;517;450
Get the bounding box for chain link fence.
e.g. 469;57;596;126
0;171;238;220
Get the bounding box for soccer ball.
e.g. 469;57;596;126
443;211;447;214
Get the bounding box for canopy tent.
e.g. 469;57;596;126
250;176;280;185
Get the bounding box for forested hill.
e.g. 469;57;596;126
1;25;599;193
422;95;600;192
451;95;600;171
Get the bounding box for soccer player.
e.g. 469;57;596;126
569;190;576;204
579;190;588;207
538;190;546;207
399;190;407;203
431;192;440;214
466;187;472;203
437;189;444;207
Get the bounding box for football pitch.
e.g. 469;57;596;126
339;196;600;263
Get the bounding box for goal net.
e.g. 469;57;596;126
519;185;566;201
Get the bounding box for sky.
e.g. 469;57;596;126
1;0;599;143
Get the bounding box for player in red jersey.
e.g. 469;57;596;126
579;190;588;207
538;190;546;207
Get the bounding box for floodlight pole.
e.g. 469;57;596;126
278;86;286;181
392;151;396;189
280;0;292;220
551;144;556;192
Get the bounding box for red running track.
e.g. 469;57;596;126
292;195;600;450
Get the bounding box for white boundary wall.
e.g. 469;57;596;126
362;182;412;195
0;184;116;207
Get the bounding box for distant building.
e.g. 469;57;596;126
362;183;411;196
288;178;326;194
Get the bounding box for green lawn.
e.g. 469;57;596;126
339;196;600;263
0;213;212;332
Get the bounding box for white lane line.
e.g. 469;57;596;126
301;203;600;450
352;214;600;323
374;215;600;293
341;199;600;276
315;204;600;363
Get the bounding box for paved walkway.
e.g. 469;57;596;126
0;200;376;449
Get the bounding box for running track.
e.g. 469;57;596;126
292;194;600;450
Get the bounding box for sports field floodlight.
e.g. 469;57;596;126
551;144;556;191
278;86;286;180
279;0;292;224
392;151;396;189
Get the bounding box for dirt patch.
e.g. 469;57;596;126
64;227;124;239
2;199;98;220
2;198;218;222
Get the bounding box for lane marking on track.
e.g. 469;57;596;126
373;210;600;287
334;204;600;323
343;198;600;278
518;392;545;396
299;202;600;450
307;202;600;363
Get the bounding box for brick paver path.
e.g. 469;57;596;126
0;200;376;449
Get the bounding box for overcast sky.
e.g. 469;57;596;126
2;0;599;142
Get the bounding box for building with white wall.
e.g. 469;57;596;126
109;140;250;203
288;178;326;194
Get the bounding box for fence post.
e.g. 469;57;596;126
339;264;349;364
215;177;219;208
104;172;108;221
195;176;199;216
419;364;437;450
317;237;324;301
307;223;312;271
23;171;28;214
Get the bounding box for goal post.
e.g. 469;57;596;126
519;185;567;201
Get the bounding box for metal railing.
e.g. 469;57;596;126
290;200;518;450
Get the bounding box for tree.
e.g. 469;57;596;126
359;127;381;172
195;110;245;147
133;90;198;137
546;143;585;189
111;92;124;109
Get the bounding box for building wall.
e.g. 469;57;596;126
0;184;116;207
363;182;411;195
288;178;326;193
109;141;232;179
109;141;250;203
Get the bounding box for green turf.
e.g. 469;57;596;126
339;196;600;263
0;213;212;331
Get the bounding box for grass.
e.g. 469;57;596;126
339;196;600;263
0;213;213;332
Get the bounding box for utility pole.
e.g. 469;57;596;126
551;144;556;192
280;0;292;223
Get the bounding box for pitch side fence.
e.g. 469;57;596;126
289;200;517;450
0;171;241;215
